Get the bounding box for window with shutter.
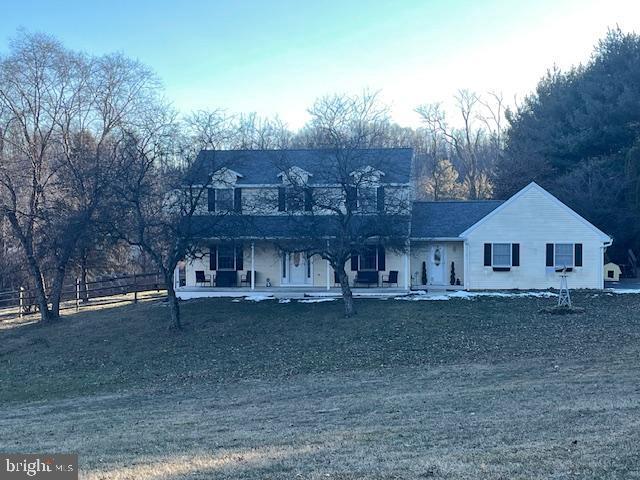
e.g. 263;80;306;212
554;243;573;268
360;246;377;271
216;189;233;211
492;243;511;267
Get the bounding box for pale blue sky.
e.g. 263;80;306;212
1;0;638;127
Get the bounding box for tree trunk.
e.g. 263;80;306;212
80;255;89;303
336;265;356;318
23;252;55;323
165;274;181;330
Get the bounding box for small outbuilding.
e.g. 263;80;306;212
604;262;622;282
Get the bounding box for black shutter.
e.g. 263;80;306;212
207;188;215;212
234;188;242;213
546;244;554;267
209;246;217;270
351;254;358;271
278;187;286;211
484;244;492;266
377;186;385;212
377;247;386;271
235;245;243;271
346;186;357;211
575;243;583;267
304;188;313;211
512;243;520;267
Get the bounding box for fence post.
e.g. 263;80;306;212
133;274;138;303
76;278;80;312
19;287;24;319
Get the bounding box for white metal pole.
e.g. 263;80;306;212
251;242;255;290
76;278;80;311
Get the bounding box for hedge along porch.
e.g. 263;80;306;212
178;241;411;290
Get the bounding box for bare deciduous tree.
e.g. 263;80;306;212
269;92;410;317
0;32;161;322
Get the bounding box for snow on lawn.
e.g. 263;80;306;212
395;290;558;301
298;298;337;303
243;295;274;302
606;288;640;294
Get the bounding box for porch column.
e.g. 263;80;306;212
403;245;410;290
251;242;255;290
173;265;179;290
463;240;469;290
326;260;331;290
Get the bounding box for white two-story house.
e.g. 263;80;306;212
176;148;612;293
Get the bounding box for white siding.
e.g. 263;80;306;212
464;186;606;290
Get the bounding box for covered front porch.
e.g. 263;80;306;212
175;240;412;293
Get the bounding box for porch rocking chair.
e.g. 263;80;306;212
382;270;399;287
195;270;212;287
240;271;253;287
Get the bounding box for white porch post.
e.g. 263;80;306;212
463;240;469;290
173;265;179;290
326;240;330;290
403;245;409;290
251;242;255;290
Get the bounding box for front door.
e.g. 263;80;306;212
428;244;445;285
287;252;310;286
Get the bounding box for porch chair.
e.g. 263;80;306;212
195;270;212;287
334;271;345;287
382;270;399;287
240;271;254;287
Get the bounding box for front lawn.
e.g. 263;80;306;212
1;292;639;479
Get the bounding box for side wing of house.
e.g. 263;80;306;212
461;183;612;290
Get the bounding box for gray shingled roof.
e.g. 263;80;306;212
189;148;413;185
411;200;504;239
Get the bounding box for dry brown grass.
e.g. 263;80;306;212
1;293;639;479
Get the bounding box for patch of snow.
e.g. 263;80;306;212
394;294;450;301
278;298;291;304
606;288;640;294
243;295;274;302
395;290;558;301
298;298;336;303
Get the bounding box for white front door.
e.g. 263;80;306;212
286;252;311;286
428;244;445;285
